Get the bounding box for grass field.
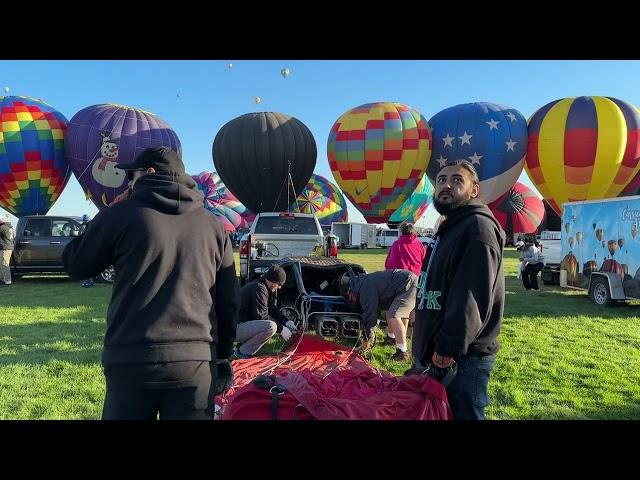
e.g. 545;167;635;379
1;248;639;419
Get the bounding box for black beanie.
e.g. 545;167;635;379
264;265;286;284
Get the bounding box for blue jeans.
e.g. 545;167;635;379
446;353;496;420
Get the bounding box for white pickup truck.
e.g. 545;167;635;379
238;212;324;285
539;230;561;285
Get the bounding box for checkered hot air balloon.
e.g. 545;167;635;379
426;102;527;205
192;171;255;232
526;96;640;214
0;96;70;216
488;182;545;238
327;102;432;224
387;174;434;228
65;104;182;209
290;173;348;225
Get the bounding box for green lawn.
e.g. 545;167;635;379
1;248;639;419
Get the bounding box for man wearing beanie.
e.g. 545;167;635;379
63;146;240;420
235;265;298;358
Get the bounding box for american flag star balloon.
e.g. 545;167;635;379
426;102;527;204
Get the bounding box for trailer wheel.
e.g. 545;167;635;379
590;277;612;307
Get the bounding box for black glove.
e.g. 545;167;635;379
214;359;234;395
426;361;458;387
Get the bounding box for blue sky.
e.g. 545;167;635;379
3;60;640;227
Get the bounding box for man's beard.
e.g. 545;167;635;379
433;193;473;215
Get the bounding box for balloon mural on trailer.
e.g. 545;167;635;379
65;104;182;209
0;96;71;216
576;231;584;245
191;171;255;232
526;96;640;214
290;173;348;226
327;102;432;223
487;182;545;239
213;112;317;214
387;174;435;228
426;102;527;205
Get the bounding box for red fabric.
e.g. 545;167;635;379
216;335;451;420
384;235;426;275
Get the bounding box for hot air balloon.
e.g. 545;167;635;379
618;238;624;249
227;63;233;69
254;97;261;105
608;240;618;256
191;171;255;232
601;258;625;280
592;223;596;230
526;96;640;214
488;182;544;239
565;222;571;234
576;231;584;245
328;102;432;223
596;228;604;242
538;199;561;232
561;252;579;286
426;102;527;205
387;174;435;228
0;96;71;216
65;104;182;209
632;223;638;239
213;112;317;214
290;173;348;226
281;68;290;79
568;236;575;249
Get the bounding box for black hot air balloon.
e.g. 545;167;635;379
212;112;317;213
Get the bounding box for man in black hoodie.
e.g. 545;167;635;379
412;160;505;420
62;147;240;420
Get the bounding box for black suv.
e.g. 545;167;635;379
10;215;114;283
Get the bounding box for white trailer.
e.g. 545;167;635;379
331;222;376;249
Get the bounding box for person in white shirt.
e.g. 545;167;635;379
515;240;545;291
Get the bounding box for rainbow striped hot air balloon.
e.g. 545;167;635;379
426;102;527;205
290;173;348;226
488;182;545;238
327;102;432;223
0;96;70;216
387;174;434;228
191;171;255;232
526;96;640;214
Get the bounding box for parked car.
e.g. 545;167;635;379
10;215;114;283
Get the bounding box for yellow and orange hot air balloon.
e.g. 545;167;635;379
526;96;640;214
327;102;432;223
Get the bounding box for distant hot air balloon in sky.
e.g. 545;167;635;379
526;96;640;214
290;173;348;226
3;87;8;95
213;112;317;214
426;102;527;205
254;96;261;105
0;96;70;216
488;182;545;238
328;102;432;223
281;68;290;79
191;171;255;232
388;174;435;228
227;63;233;69
65;103;181;209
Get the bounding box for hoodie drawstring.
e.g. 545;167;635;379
418;237;439;310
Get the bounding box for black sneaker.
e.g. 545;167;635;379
391;349;410;362
383;336;396;346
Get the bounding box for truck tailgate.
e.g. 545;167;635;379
253;235;321;259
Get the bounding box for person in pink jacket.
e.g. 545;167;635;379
383;223;427;358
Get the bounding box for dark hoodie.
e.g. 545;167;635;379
62;172;240;366
412;199;505;367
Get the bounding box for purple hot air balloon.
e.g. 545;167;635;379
65;104;181;209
